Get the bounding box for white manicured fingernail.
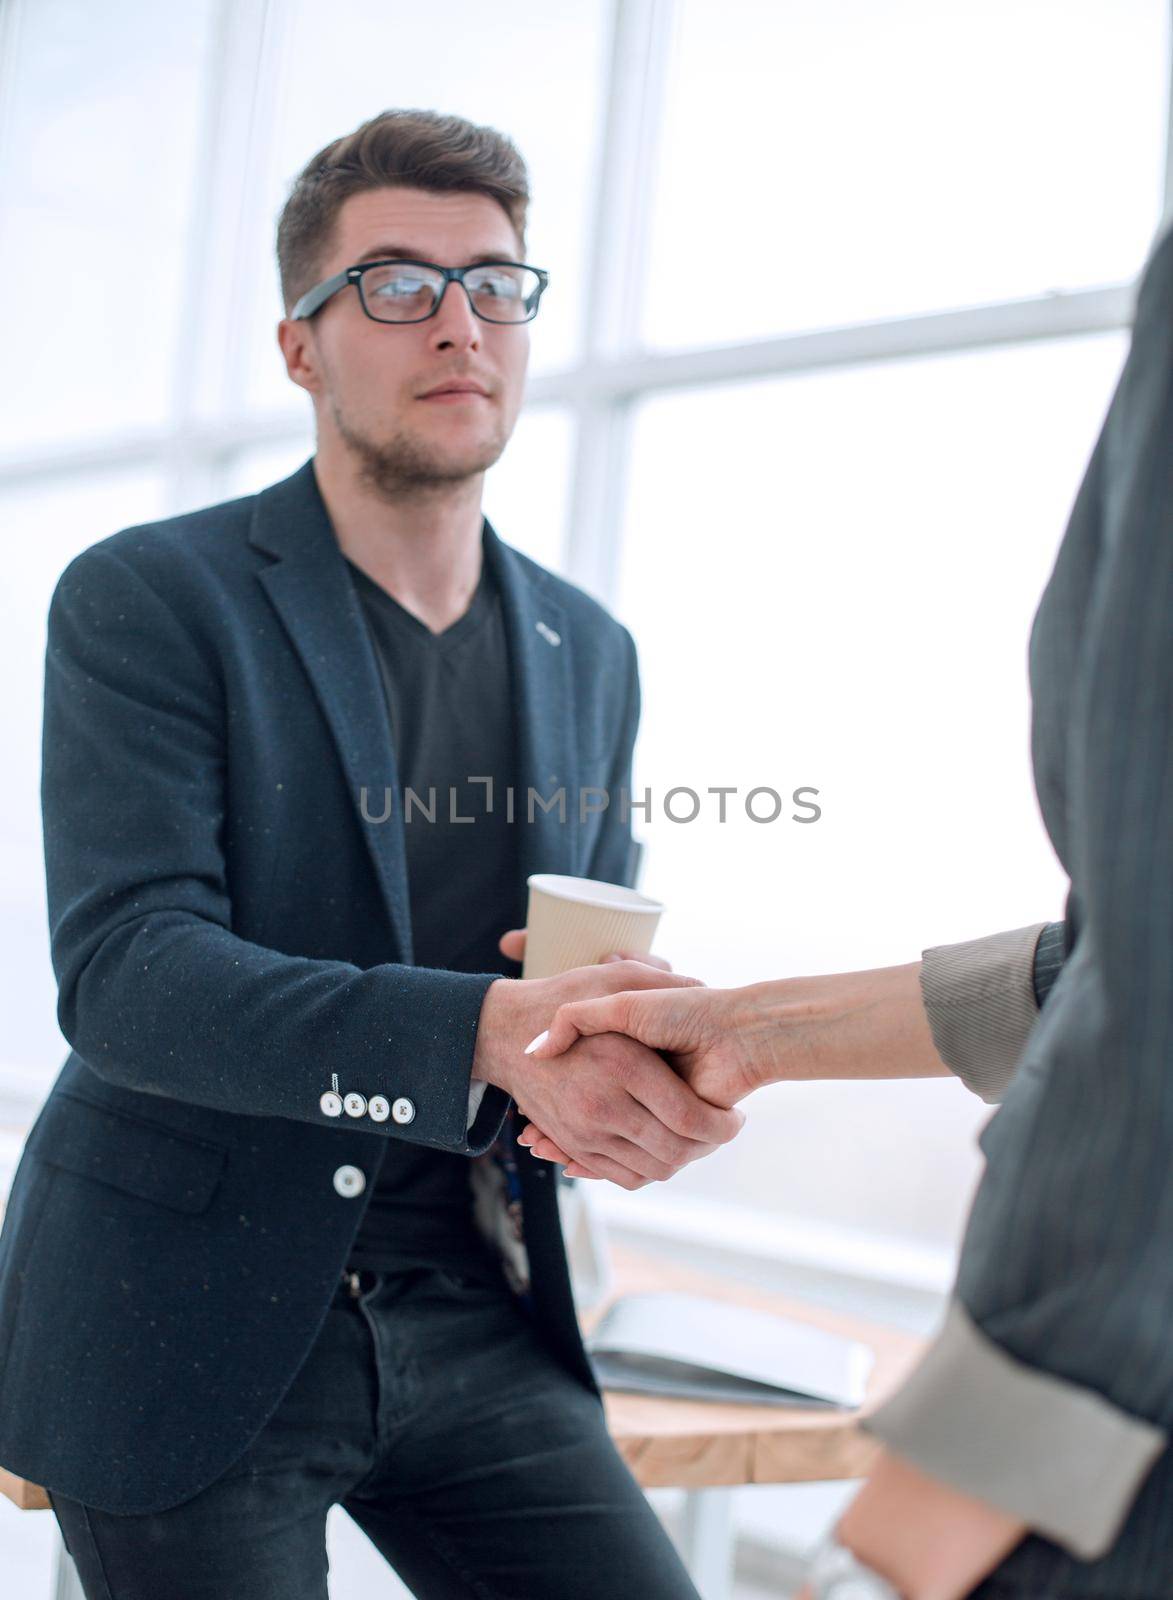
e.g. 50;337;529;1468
523;1029;549;1055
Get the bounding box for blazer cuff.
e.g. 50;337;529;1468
919;924;1047;1102
1031;919;1067;1008
861;1297;1166;1560
465;1081;511;1152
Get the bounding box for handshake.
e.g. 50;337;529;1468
470;929;760;1191
471;916;944;1189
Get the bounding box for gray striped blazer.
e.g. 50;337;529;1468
862;217;1173;1598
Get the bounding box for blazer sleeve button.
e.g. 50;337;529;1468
319;1091;343;1117
343;1093;368;1117
391;1097;416;1125
368;1096;390;1122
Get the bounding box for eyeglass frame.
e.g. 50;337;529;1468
289;257;551;324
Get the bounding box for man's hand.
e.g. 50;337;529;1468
514;985;758;1174
496;927;674;973
513;1026;744;1190
474;940;743;1189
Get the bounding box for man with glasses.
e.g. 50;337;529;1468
0;109;742;1598
290;255;549;326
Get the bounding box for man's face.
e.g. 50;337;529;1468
279;186;531;493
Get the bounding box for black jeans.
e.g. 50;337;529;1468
49;1259;700;1600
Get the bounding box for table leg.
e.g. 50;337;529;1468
52;1533;86;1600
678;1487;735;1599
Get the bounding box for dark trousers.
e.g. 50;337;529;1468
49;1259;700;1600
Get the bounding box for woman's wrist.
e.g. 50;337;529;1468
733;963;949;1090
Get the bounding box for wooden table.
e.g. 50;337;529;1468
584;1245;926;1595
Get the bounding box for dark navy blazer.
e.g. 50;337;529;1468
0;458;641;1515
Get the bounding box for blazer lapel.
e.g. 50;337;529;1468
477;526;581;1307
248;459;414;963
483;522;578;884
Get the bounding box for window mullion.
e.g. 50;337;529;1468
562;0;678;604
164;0;286;515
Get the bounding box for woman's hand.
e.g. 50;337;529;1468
804;1448;1027;1600
496;929;740;1177
513;983;758;1175
496;949;954;1175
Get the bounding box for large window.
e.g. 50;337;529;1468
0;1;216;450
644;0;1167;347
1;0;1169;1266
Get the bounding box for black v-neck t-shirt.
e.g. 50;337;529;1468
342;549;522;1274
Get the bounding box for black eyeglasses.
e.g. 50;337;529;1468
290;258;550;324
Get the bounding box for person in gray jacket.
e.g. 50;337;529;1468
516;212;1173;1599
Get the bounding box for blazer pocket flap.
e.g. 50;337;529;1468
27;1093;227;1215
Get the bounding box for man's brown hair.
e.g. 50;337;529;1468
275;108;531;315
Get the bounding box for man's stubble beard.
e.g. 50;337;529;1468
329;390;509;501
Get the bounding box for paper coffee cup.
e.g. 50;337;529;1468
521;874;664;980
